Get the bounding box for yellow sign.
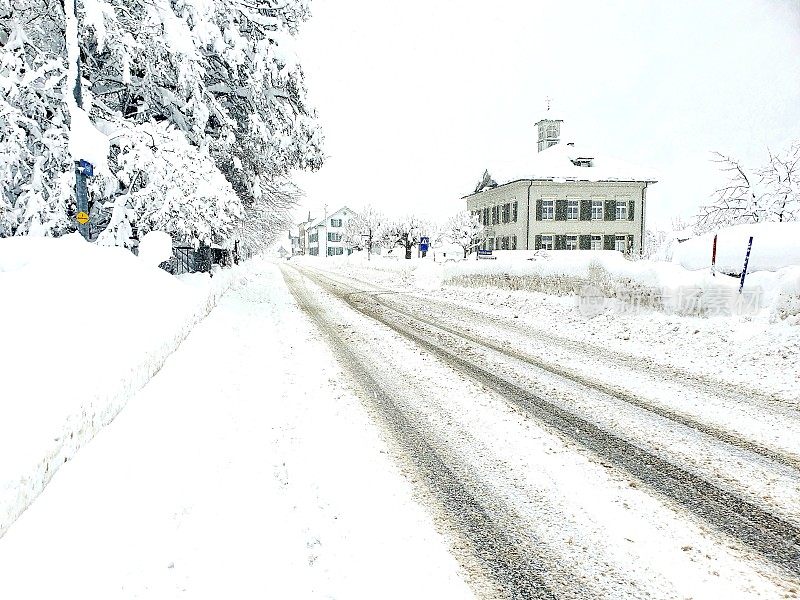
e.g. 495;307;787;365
76;212;89;225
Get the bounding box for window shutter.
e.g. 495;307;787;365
555;235;566;250
555;199;567;221
627;234;634;254
628;200;635;221
604;234;615;250
535;235;542;250
512;201;518;222
579;235;591;250
536;199;543;221
580;199;591;221
605;200;615;221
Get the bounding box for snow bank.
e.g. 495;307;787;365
0;235;238;538
137;230;173;267
442;251;800;321
673;222;800;273
305;249;800;323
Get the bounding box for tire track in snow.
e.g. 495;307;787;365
281;265;559;600
293;264;800;578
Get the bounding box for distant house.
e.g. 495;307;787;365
463;115;657;254
304;206;358;256
295;212;316;256
288;231;302;255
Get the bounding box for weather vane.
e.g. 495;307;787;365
545;96;552;112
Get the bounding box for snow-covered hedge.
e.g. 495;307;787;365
0;235;240;538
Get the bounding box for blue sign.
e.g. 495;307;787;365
478;249;493;256
78;159;94;177
419;236;429;253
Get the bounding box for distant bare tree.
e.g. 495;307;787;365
343;205;383;259
695;142;800;234
446;211;485;258
761;142;800;223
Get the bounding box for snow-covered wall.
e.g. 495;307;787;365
0;235;239;538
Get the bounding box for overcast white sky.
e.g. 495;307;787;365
292;0;800;229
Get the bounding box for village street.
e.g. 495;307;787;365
1;259;797;599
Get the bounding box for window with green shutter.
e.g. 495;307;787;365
555;199;567;221
628;200;635;221
580;200;592;221
605;200;616;221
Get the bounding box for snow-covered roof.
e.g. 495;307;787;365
468;141;658;197
307;206;357;229
526;142;657;183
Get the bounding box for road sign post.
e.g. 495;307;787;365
419;236;429;258
70;4;90;241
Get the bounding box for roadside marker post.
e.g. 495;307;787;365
711;233;718;277
738;236;754;294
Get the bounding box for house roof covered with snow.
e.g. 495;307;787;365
306;206;357;229
465;141;658;198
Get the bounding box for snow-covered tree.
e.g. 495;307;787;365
383;216;426;259
695;143;800;234
96;121;243;248
446;210;485;258
0;0;72;237
1;0;324;252
343;205;383;258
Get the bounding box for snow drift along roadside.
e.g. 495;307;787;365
298;250;800;322
0;234;238;538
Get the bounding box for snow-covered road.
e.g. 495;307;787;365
0;262;472;599
281;262;800;599
2;258;798;599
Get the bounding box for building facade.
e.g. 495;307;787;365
304;206;358;256
464;118;656;254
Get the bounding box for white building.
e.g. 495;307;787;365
463;116;657;255
305;206;358;257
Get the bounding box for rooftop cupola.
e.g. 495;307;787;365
535;97;562;152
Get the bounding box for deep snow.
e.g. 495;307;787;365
0;234;234;538
0;260;472;599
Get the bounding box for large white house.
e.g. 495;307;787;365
463;116;657;254
304;206;358;256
